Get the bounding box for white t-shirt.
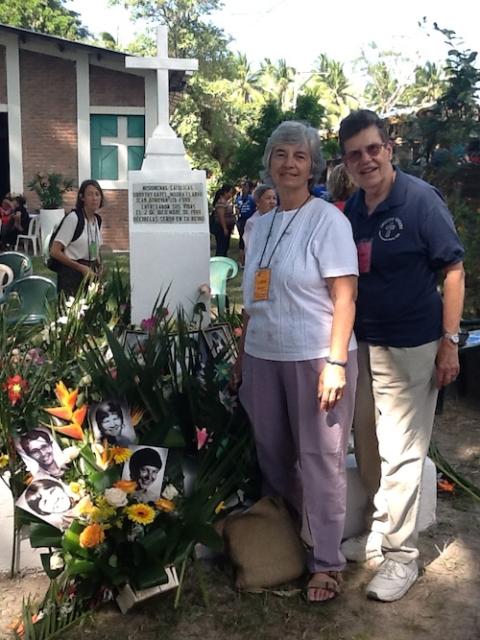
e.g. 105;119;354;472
243;210;261;255
243;198;358;361
54;211;102;261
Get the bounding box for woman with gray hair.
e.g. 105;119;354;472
235;121;359;602
242;184;277;254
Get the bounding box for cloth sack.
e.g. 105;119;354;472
222;496;306;591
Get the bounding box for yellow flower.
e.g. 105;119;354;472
214;501;226;515
0;454;9;469
113;480;138;494
89;497;116;522
73;495;94;517
155;498;175;513
79;523;105;548
69;482;82;495
125;503;156;525
110;447;132;464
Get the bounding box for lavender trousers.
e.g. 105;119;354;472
239;352;358;573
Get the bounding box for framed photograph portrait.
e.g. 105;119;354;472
122;330;149;365
122;445;169;502
89;399;136;447
202;324;237;363
16;472;78;531
14;427;65;478
169;330;209;379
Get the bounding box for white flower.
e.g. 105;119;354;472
57;316;68;325
79;374;92;386
162;484;179;500
50;552;64;571
62;446;80;464
104;487;128;508
65;297;75;308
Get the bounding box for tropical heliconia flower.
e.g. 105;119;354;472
4;374;28;406
195;426;209;450
79;523;105;548
124;503;156;525
44;381;86;440
130;407;144;428
110;447;132;464
113;480;137;494
155;498;175;513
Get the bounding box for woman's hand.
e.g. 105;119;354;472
78;263;95;278
318;363;346;412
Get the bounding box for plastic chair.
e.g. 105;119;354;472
0;264;14;299
2;276;57;325
15;216;41;256
209;257;239;316
0;251;33;280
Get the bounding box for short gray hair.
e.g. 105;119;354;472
262;121;325;191
253;184;276;204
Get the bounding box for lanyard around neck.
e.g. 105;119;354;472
258;195;311;269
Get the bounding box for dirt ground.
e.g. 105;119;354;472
1;395;479;640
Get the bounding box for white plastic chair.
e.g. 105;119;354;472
15;216;41;256
0;264;14;299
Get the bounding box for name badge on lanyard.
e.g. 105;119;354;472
253;268;271;301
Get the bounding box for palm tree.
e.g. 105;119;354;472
258;58;296;111
232;53;262;104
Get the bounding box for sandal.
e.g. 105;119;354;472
306;571;343;603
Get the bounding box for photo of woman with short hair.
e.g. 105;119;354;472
89;399;136;446
16;474;77;530
122;445;168;502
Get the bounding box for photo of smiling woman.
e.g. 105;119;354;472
122;445;168;502
90;400;136;446
16;474;77;530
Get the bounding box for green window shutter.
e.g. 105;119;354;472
127;115;145;138
91;115;118;180
128;146;144;171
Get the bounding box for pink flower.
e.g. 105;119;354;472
233;327;243;337
109;367;118;380
195;426;209;450
140;317;156;333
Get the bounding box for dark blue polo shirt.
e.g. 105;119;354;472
345;168;464;347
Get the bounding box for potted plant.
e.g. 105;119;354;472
27;172;75;244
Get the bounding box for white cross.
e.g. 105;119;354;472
101;116;144;182
126;25;198;138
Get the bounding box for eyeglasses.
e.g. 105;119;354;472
343;143;388;163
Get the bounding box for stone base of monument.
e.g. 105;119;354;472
0;457;437;574
0;475;43;574
116;566;179;614
343;454;437;540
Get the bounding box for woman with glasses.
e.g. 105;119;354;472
339;109;464;602
236;121;359;603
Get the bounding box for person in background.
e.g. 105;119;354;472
0;194;13;225
339;109;464;602
212;184;235;257
243;184;277;255
326;163;356;212
50;179;103;298
236;120;359;603
235;180;256;267
0;194;29;249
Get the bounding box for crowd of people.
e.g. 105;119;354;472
4;107;465;607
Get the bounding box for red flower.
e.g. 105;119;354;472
4;375;28;406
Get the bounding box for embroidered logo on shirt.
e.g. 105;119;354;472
378;217;403;241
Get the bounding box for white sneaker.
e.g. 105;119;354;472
366;559;418;602
341;531;383;563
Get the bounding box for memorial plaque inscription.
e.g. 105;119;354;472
133;183;205;224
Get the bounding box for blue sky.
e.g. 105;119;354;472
69;0;478;77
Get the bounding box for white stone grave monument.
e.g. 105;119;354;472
126;26;210;325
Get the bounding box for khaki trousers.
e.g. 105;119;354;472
353;340;439;563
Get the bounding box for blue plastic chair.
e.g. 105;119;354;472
209;257;239;316
2;275;57;325
0;251;33;280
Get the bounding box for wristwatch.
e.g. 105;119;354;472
443;331;460;345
